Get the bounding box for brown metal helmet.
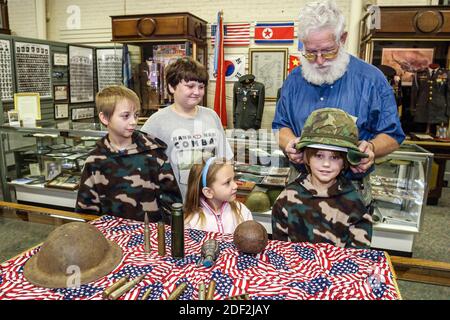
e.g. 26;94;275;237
24;222;123;288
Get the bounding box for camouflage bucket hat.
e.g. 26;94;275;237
295;108;368;165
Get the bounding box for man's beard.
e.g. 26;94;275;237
300;50;350;86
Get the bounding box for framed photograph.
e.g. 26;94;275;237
69;45;94;103
14;93;41;121
53;52;68;66
0;39;14;102
44;161;62;181
96;48;123;91
381;48;434;86
53;85;68;101
54;103;69;120
249;48;288;100
45;173;80;190
7;110;20;126
15;41;51;98
71;107;95;121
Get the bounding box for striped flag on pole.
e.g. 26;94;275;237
122;44;132;88
213;11;227;127
211;23;250;46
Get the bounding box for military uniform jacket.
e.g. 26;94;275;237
233;79;265;129
411;68;450;124
76;131;182;223
272;173;372;249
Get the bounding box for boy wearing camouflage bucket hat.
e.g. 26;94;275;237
272;108;372;248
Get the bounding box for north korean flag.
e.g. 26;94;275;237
254;22;294;44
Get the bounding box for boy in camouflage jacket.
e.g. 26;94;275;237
272;108;373;248
76;86;182;223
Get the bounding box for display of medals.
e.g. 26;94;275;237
96;48;123;92
69;45;94;103
15;41;51;98
0;39;13;101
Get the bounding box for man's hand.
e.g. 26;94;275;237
285;137;304;165
350;140;375;174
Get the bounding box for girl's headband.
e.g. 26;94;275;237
202;157;216;188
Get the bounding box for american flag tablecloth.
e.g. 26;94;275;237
0;215;401;300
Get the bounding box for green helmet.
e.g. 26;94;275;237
245;191;271;212
295;108;368;166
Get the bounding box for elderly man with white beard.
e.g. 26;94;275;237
272;0;405;206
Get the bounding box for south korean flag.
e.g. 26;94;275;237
209;55;246;82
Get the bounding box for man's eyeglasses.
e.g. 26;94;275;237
302;47;340;62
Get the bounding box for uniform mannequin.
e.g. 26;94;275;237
233;74;265;130
411;63;450;129
138;59;161;116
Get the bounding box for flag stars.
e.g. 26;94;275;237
329;259;359;276
212;270;233;296
236;253;259;270
266;250;290;270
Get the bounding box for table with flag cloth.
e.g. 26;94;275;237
0;215;401;300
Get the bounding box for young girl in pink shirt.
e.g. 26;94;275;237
184;157;253;234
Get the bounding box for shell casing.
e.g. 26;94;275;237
144;212;150;253
102;276;129;299
198;282;206;300
108;274;145;300
157;221;166;256
171;204;184;258
167;282;188;300
141;287;152;300
226;293;250;300
206;280;216;300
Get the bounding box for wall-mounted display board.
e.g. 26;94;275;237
69;45;94;103
14;41;52;98
0;38;13;101
96;48;122;91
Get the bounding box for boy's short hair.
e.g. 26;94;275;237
304;147;349;171
165;57;209;95
96;85;141;119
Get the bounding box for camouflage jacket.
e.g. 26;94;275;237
76;131;182;223
272;173;372;248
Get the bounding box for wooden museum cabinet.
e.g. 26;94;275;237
110;12;208;111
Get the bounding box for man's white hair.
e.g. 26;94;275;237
298;0;346;42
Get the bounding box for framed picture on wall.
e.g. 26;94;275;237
53;52;68;66
96;48;123;91
71;107;95;121
53;85;68;101
249;48;288;100
54;103;69;120
69;45;94;103
381;48;434;86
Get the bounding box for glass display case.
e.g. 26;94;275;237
0;123;434;255
0;121;107;208
370;143;433;255
226;129;290;234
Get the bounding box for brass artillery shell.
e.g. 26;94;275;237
144;212;150;253
108;274;145;300
157;221;166;256
141;286;152;300
167;282;188;300
102;276;129;299
206;280;216;300
198;282;206;300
